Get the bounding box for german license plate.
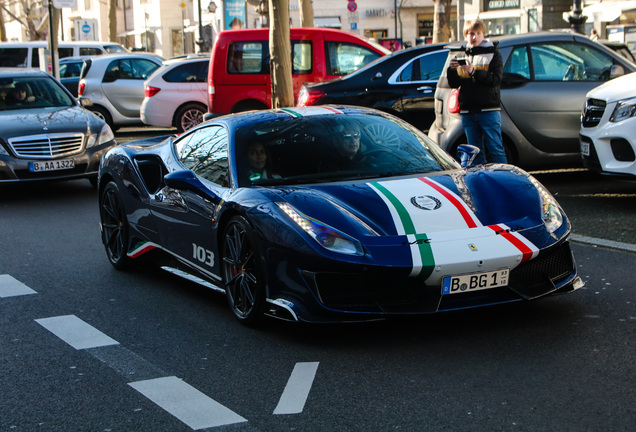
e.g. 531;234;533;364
29;159;75;172
580;141;590;156
442;269;509;295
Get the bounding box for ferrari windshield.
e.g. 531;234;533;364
235;112;459;187
0;76;75;111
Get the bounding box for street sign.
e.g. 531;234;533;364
347;1;357;13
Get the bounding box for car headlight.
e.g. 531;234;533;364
86;124;115;148
610;97;636;123
529;177;563;233
276;202;364;256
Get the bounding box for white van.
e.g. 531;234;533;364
0;41;128;68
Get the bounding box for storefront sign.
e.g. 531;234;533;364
485;0;520;11
366;9;388;18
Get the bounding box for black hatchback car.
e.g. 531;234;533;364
0;68;117;185
297;44;448;131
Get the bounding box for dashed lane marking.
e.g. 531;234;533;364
273;362;320;415
35;315;120;350
0;275;37;297
129;377;247;430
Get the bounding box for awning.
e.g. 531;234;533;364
314;17;341;28
583;1;636;22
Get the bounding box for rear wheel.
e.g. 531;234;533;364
89;105;117;131
221;216;266;325
175;102;206;133
100;181;133;270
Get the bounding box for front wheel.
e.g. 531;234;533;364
221;216;266;325
100;181;133;270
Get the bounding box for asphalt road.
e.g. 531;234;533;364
0;130;634;431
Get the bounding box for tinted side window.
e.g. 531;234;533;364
0;48;29;67
227;42;267;74
164;61;209;83
503;45;531;79
326;42;381;75
58;48;74;58
80;47;103;56
530;42;618;82
176;126;229;186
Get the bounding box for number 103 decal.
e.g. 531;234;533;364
193;243;215;267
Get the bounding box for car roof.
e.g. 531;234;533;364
161;55;210;67
84;53;164;64
0;68;50;78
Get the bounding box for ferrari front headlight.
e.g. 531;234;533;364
86;124;115;148
610;97;636;123
530;177;563;233
276;202;364;256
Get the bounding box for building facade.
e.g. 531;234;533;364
3;1;636;56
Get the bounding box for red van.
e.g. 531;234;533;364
206;28;389;116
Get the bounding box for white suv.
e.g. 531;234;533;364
140;55;209;132
580;72;636;178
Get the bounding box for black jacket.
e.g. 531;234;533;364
447;41;503;114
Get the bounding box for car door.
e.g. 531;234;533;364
501;41;624;155
151;125;230;279
396;49;448;131
101;57;160;117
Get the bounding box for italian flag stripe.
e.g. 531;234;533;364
127;241;157;258
419;177;478;228
371;182;435;278
488;224;536;263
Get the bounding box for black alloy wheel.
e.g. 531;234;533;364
221;216;266;325
100;182;132;270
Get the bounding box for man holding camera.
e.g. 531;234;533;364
447;19;506;165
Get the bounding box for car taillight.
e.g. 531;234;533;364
78;80;85;96
145;85;161;97
297;88;325;107
447;89;460;114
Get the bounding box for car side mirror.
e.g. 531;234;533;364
610;64;625;80
457;144;480;168
501;72;529;89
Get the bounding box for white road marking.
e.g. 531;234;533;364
273;362;319;415
0;275;36;297
35;315;119;350
129;376;247;430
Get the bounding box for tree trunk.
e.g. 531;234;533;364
109;0;118;42
432;0;451;44
299;0;314;28
0;7;7;42
269;0;293;109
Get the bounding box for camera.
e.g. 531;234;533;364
457;58;467;66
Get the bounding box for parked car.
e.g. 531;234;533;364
97;105;582;326
0;68;116;185
297;43;448;131
580;71;636;178
141;54;209;132
205;28;390;118
0;41;128;69
59;56;92;97
428;32;636;169
78;53;163;130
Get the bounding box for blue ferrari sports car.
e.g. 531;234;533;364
98;106;583;325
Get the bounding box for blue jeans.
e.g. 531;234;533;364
461;111;507;165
